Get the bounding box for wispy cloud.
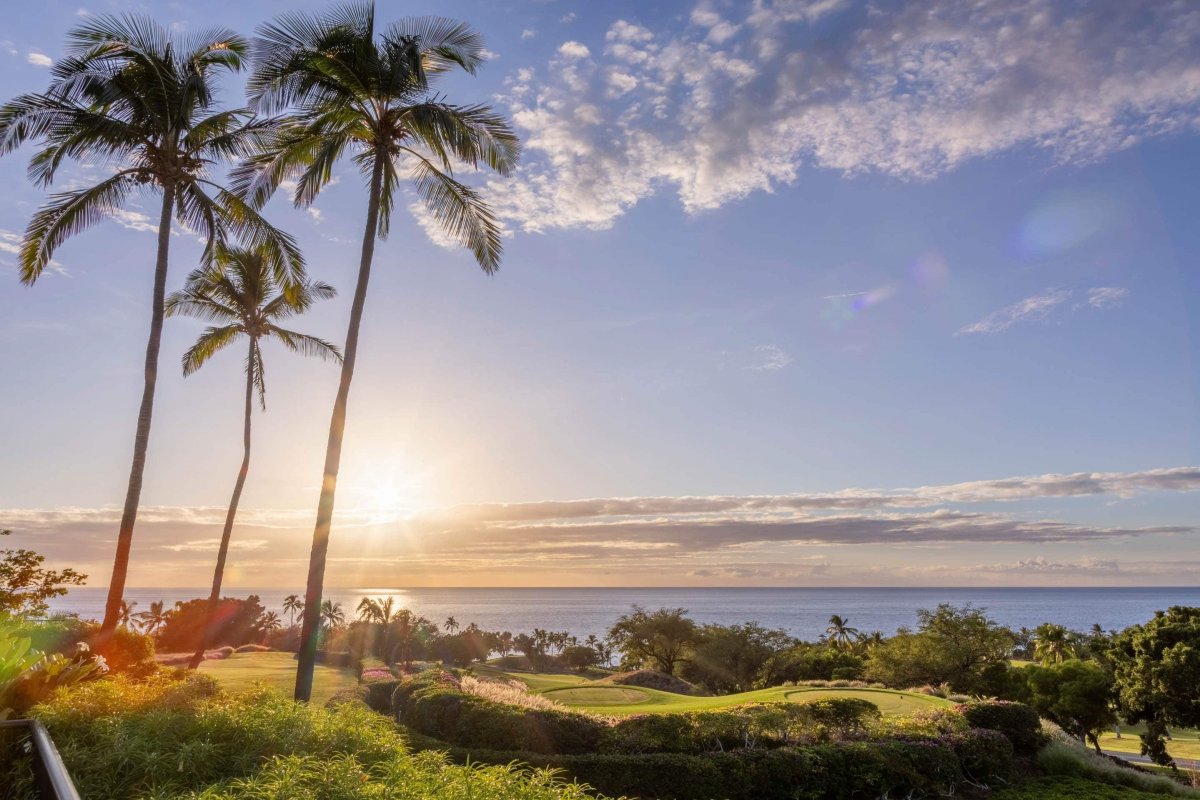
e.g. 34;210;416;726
1086;286;1129;309
487;0;1200;234
957;289;1072;334
26;51;52;67
5;466;1197;586
958;286;1126;335
110;209;158;234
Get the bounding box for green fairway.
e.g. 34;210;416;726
534;678;950;716
198;652;359;705
1097;721;1200;763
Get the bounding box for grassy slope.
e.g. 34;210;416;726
198;652;358;704
474;664;949;716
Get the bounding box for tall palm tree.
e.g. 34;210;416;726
825;615;862;652
444;616;459;634
235;4;519;701
320;599;345;630
168;244;340;669
283;594;303;627
0;15;304;635
134;600;170;636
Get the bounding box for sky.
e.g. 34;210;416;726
1;0;1199;589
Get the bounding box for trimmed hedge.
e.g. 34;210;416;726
418;728;1013;800
959;700;1042;754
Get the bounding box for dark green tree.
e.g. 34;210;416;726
865;604;1014;693
607;606;697;675
681;622;793;693
1024;659;1116;752
1110;607;1200;769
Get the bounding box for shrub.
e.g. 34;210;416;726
960;699;1042;754
233;644;270;654
992;775;1199;799
949;728;1013;785
604;713;698;754
803;697;880;736
1;674;598;800
460;675;567;711
1035;740;1199;797
402;688;605;754
425;736;1009;800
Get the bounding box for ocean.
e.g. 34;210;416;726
44;586;1200;640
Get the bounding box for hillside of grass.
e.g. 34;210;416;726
472;663;949;716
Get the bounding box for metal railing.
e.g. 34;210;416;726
0;719;82;800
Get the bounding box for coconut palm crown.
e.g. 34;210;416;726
233;2;519;701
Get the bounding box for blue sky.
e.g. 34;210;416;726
1;0;1198;588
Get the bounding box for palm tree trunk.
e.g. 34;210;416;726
295;152;385;702
188;340;255;669
101;185;175;635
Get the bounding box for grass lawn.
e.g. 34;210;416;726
528;678;949;716
197;652;359;705
1097;720;1200;763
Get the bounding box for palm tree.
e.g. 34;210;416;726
235;5;519;701
825;615;862;652
117;600;138;629
258;611;282;639
1033;623;1076;665
283;595;303;627
320;600;345;630
444;616;459;634
169;245;340;669
134;600;170;636
0;15;304;635
357;596;381;623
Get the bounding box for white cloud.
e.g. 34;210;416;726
306;207;323;223
0;229;20;254
959;286;1127;334
0;40;16;56
490;1;1200;233
521;29;536;40
1087;286;1128;309
560;12;577;24
751;344;791;371
957;289;1071;335
26;52;52;67
110;209;158;234
557;41;590;59
480;48;499;61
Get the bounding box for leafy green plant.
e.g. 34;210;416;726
0;627;105;719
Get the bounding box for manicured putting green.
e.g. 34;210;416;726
543;686;654;705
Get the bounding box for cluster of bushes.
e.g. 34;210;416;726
425;731;1013;800
381;669;1031;799
3;673;597;800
